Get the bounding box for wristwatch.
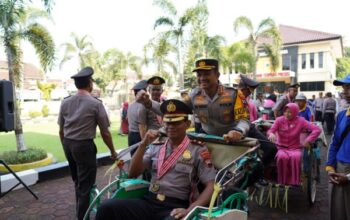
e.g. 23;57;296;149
347;173;350;182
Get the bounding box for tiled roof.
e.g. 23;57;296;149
258;25;342;46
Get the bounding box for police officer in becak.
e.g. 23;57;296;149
138;58;250;142
238;74;277;166
58;67;117;220
95;99;216;220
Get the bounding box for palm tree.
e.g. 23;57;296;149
144;34;177;85
233;16;281;80
0;0;55;151
59;33;94;70
153;0;198;88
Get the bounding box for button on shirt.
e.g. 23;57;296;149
58;92;110;140
143;141;216;201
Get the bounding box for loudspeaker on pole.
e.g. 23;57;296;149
0;80;15;132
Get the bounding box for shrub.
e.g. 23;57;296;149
0;148;47;164
42;105;49;117
29;111;41;118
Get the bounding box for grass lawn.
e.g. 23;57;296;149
0;118;128;162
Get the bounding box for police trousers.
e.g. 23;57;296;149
95;192;189;220
63;138;97;220
128;131;142;156
324;112;335;134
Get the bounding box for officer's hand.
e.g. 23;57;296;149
141;130;160;146
329;172;348;185
268;133;276;143
136;90;151;108
170;208;188;219
110;151;117;161
223;130;243;142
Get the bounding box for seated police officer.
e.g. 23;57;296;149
95;99;216;220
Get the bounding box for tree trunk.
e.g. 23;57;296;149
177;36;184;89
7;47;27;152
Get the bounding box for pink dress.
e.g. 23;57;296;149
248;99;258;122
267;103;321;185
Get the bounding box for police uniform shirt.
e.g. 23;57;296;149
58;92;110;140
143;141;216;201
314;97;324;112
272;94;293;115
127;101;148;132
146;109;162;130
187;84;250;136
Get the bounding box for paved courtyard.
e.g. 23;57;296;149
0;135;332;220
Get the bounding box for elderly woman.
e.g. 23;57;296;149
268;103;321;185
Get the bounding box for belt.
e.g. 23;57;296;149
145;192;189;206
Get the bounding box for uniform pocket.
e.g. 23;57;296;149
174;163;193;174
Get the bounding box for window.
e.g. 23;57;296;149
282;54;291;70
300;81;325;91
310;53;314;69
302;54;306;69
318;52;324;68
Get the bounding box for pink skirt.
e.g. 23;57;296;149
276;148;302;185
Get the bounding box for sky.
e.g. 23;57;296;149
3;0;350;79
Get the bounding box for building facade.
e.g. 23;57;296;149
255;25;343;97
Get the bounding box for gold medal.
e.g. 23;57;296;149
157;193;166;201
182;150;191;160
151;182;160;192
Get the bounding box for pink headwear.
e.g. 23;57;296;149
283;103;299;120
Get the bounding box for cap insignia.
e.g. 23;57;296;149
167;101;176;112
199;61;206;67
153;78;160;85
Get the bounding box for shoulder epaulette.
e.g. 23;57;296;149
63;95;71;99
94;97;102;102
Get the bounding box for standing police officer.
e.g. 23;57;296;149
58;67;117;220
137;58;249;142
95;99;216;220
127;80;149;154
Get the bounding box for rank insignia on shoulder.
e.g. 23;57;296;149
63;95;71;99
94;97;102;102
200;150;211;160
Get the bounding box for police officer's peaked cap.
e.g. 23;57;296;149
160;99;192;122
288;83;300;89
147;76;165;86
192;58;219;72
71;67;94;79
333;74;350;86
295;93;307;100
132;80;148;90
239;74;260;89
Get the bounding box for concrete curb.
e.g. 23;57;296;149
0;149;130;193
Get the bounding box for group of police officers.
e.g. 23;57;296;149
58;58;350;220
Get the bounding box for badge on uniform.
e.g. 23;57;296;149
200;150;213;167
156;193;166;201
151;182;160;192
182;149;192;160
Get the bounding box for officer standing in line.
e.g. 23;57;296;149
146;76;166;129
58;67;117;220
95;99;216;220
273;83;299;118
127;80;149;154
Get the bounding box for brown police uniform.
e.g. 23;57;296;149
95;99;216;220
58;67;110;220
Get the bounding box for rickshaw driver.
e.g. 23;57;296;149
95;99;216;220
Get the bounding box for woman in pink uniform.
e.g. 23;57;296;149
267;103;321;185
